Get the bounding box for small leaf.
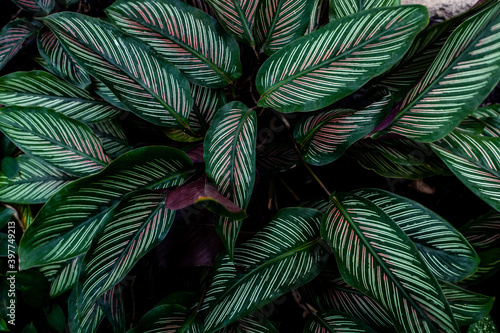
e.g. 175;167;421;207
0;19;36;71
1;156;19;179
11;0;55;15
47;304;66;332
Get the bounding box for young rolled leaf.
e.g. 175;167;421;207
135;304;203;333
431;130;500;212
387;3;500;142
331;0;399;18
256;6;428;113
201;208;328;332
0;19;36;71
11;0;55;15
41;12;193;129
106;0;242;88
303;310;378;333
39;256;82;298
353;188;479;282
294;93;393;166
0;155;77;204
0;106;110;177
18;147;193;270
0;71;121;123
254;0;315;55
461;210;500;249
88;120;131;159
321;193;459;332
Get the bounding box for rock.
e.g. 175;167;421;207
401;0;477;19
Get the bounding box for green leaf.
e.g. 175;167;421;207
387;3;500;142
0;318;8;331
461;210;500;249
0;206;15;229
468;315;498;333
431;130;500;212
473;105;500;118
189;84;227;133
21;323;37;333
39;256;82;298
68;282;104;333
353;188;479;282
18;146;193;270
88;120;131;159
256;142;300;174
11;0;55;15
462;248;500;285
90;79;130;111
0;233;17;256
303;310;378;332
294;93;392;166
256;6;428;113
0;106;110;177
321;193;459;332
1;157;19;179
0;19;36;71
201;207;328;332
98;285;126;333
331;0;399;18
41;12;193;129
47;304;66;332
135;304;203;333
305;0;329;35
106;0;241;88
254;0;315;55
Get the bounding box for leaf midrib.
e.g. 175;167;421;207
258;0;285;54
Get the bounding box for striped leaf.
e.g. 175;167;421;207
431;130;500;212
256;6;428;113
18;147;193;270
88;120;131;159
294;93;392;166
42;12;193;129
0;106;110;177
0;19;36;71
0;206;15;229
305;0;329;35
0;71;121;123
321;193;459;332
68;281;104;333
461;210;500;249
90;79;130;111
11;0;55;14
98;284;126;333
331;0;399;19
106;0;241;88
183;0;215;16
254;0;315;55
354;188;479;282
37;27;91;89
0;155;77;204
201;208;328;332
473;105;500;118
303;310;378;333
457;117;487;136
39;255;82;298
461;248;500;286
136;304;203;333
189;84;227;133
204;0;260;47
256;142;300;174
386;3;500;142
238;313;279;332
470;105;500;138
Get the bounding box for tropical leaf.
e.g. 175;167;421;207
473;105;500;118
106;0;241;88
386;3;500;142
254;0;315;55
201;208;328;332
11;0;55;14
88;120;131;159
331;0;399;19
0;19;36;71
0;71;121;123
0;155;77;204
183;0;215;16
294;93;392;166
431;130;500;212
238;313;279;332
462;248;500;286
204;0;260;47
256;142;300;174
305;0;329;35
321;193;459;332
0;233;17;256
303;310;378;332
37;27;91;89
135;304;203;333
468;315;498;333
0;206;15;229
68;281;104;333
470;105;500;138
90;79;130;111
98;284;126;333
457;117;487;136
18;147;193;270
256;6;428;113
461;210;500;249
189;84;227;133
42;12;193;129
39;255;82;298
215;216;243;262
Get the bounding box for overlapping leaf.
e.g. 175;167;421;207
189;84;227;133
88;120;131;158
256;142;300;174
135;304;203;333
106;0;241;88
0;206;15;229
0;19;36;71
254;0;315;55
98;284;126;333
68;281;104;333
11;0;55;14
305;0;329;34
321;193;459;332
387;3;500;142
18;147;193;269
303;310;378;332
331;0;399;18
42;12;193;129
256;6;428;113
461;210;500;249
39;256;82;298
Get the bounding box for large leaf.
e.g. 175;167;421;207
353;188;479;282
321;193;459;332
18;147;193;270
0;19;36;71
331;0;399;18
294;93;392;166
0;155;77;204
11;0;55;15
254;0;315;55
0;71;120;123
201;208;328;332
135;304;203;333
42;12;193;129
386;3;500;142
303;310;378;332
431;130;500;212
39;256;82;298
256;6;428;113
106;0;241;88
0;106;110;177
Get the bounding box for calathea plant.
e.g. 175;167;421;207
0;0;500;331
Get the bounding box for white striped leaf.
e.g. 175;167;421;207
39;255;82;298
68;280;104;333
0;71;121;123
42;12;193;129
90;79;130;111
256;6;428;113
457;117;487;136
204;0;260;47
0;155;77;204
472;105;500;119
183;0;215;16
254;0;315;55
305;0;329;35
88;120;131;159
106;0;242;88
11;0;55;14
18;147;193;270
0;19;36;71
331;0;399;19
471;105;500;138
256;142;300;174
217;312;278;332
303;310;378;333
0;106;110;177
353;188;479;282
98;284;126;333
461;210;500;249
386;3;500;142
37;27;91;89
294;93;392;166
189;84;227;133
461;248;500;286
431;130;500;212
321;193;459;332
201;208;328;332
135;304;203;333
